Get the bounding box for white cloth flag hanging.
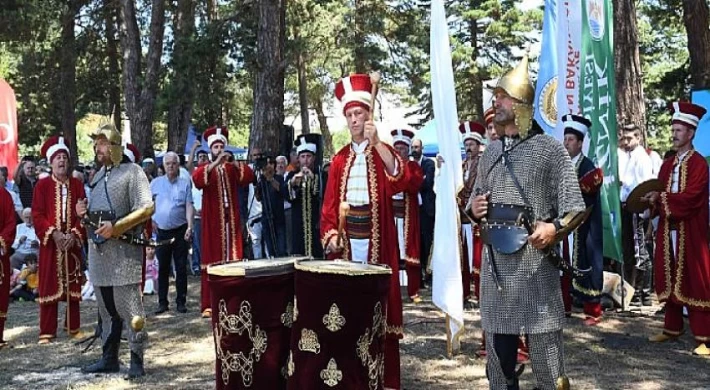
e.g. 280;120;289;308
430;0;464;356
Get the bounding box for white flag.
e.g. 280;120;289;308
430;0;464;356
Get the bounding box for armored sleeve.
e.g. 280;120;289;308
112;164;154;237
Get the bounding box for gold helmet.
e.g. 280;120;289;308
492;54;535;137
90;118;123;165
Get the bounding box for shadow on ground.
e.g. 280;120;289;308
1;277;709;389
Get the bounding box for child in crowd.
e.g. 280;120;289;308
10;255;39;301
143;246;158;295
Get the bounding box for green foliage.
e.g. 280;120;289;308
331;128;352;152
638;0;689;154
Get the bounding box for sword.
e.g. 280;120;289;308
520;215;591;278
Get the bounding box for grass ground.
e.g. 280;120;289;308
1;275;709;390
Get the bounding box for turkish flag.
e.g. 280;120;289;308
0;79;18;181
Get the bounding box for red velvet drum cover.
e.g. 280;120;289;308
208;257;304;390
287;260;392;390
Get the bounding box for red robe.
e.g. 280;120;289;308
320;143;408;389
654;150;710;311
399;161;424;298
0;188;17;341
401;160;424;265
32;176;86;306
193;162;255;266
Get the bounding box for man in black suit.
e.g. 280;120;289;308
411;139;435;287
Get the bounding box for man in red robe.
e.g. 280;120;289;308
321;73;408;390
645;101;710;356
0;184;17;349
458;121;485;310
32;136;86;344
390;128;424;303
192;126;255;318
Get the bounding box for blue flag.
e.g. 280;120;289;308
534;0;558;136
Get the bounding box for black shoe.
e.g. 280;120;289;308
82;341;120;373
154;305;169;315
125;351;145;379
176;304;187;313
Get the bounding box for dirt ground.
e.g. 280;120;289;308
1;275;709;390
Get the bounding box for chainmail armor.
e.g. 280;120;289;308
474;133;585;335
88;163;153;286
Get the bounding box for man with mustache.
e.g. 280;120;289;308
643;101;710;356
470;55;585;389
458;121;485;310
561;115;604;325
287;134;326;258
192;126;255;318
77;122;154;378
390;128;425;303
32;136;86;344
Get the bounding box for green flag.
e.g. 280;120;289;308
580;0;622;262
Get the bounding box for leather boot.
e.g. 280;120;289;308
82;339;120;373
126;350;145;379
82;319;122;374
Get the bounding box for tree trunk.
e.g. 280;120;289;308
296;45;310;134
59;0;80;165
353;0;367;73
119;0;166;159
613;0;647;142
250;0;285;155
681;0;710;89
104;0;121;129
313;97;334;158
167;0;196;154
468;9;483;120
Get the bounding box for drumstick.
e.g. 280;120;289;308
368;71;380;118
337;202;350;248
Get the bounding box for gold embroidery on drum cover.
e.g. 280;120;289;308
320;358;343;387
281;350;295;379
281;301;294;328
322;303;346;332
298;328;321;354
294;297;299;322
214;299;268;387
356;302;386;390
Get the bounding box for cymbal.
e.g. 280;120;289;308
626;179;664;214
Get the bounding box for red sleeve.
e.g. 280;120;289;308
71;178;87;243
237;164;255;186
659;154;709;221
381;145;408;196
320;154;344;252
0;189;16;254
31;179;57;247
192;163;209;189
407;161;424;194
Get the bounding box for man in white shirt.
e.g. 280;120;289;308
618;124;654;306
10;208;39;270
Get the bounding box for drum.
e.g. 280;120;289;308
287;260;392;390
208;257;306;390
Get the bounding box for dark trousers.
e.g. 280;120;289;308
191;218;202;272
420;209;435;282
11;287;37;301
621;208;651;291
156;224;189;307
263;219;287;257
